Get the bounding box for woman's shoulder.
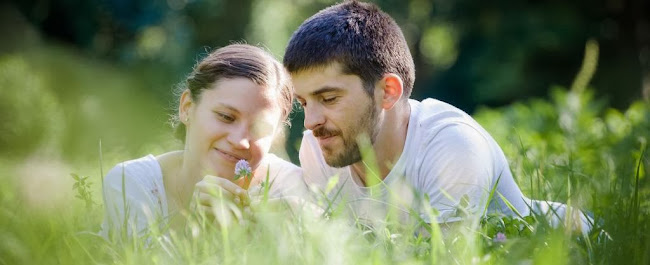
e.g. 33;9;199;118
103;154;162;191
155;150;183;181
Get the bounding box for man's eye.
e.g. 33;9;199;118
322;96;338;103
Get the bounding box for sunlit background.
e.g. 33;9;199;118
2;0;648;164
0;1;649;264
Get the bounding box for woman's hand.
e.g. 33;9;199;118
192;175;251;227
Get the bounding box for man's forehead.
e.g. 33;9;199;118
291;62;362;96
290;62;345;79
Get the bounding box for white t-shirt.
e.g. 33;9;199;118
100;153;307;237
300;98;592;231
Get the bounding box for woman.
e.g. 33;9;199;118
100;44;308;238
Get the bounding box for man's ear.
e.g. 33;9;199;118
179;89;194;124
378;73;404;110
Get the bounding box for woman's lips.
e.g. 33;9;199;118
214;148;244;163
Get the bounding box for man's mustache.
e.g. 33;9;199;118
313;127;341;138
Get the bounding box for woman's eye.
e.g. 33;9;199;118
216;112;235;122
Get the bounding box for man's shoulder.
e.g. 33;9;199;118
406;99;509;179
409;98;492;138
405;98;502;167
259;153;301;176
410;98;472;125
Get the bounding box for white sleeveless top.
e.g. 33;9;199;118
100;153;307;237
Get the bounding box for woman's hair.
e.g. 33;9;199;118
171;44;294;141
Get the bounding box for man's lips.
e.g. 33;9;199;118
317;135;337;145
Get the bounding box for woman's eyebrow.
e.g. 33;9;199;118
215;103;240;113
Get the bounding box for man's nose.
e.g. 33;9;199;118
303;104;326;130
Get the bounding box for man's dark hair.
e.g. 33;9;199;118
283;0;415;98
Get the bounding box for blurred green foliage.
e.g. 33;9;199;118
0;47;179;167
0;1;648;264
3;0;648;162
0;55;62;157
474;85;650;265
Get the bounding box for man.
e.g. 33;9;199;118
284;1;590;230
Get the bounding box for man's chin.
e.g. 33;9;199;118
323;152;343;168
322;152;340;168
325;160;347;168
323;151;361;168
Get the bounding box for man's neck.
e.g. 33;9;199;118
351;100;411;186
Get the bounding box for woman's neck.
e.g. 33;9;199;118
158;151;196;210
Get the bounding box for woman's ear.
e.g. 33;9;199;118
179;89;194;124
378;73;404;110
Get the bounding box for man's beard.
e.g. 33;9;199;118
313;100;379;168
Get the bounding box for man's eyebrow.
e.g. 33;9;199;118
311;86;343;96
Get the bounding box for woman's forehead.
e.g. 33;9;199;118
201;78;282;116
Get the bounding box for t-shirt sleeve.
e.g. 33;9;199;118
418;123;494;223
100;161;164;239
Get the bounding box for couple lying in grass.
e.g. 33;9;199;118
101;1;592;240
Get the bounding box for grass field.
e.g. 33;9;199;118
0;43;648;264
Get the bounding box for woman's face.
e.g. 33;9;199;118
181;77;281;180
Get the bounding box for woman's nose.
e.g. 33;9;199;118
227;125;250;149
